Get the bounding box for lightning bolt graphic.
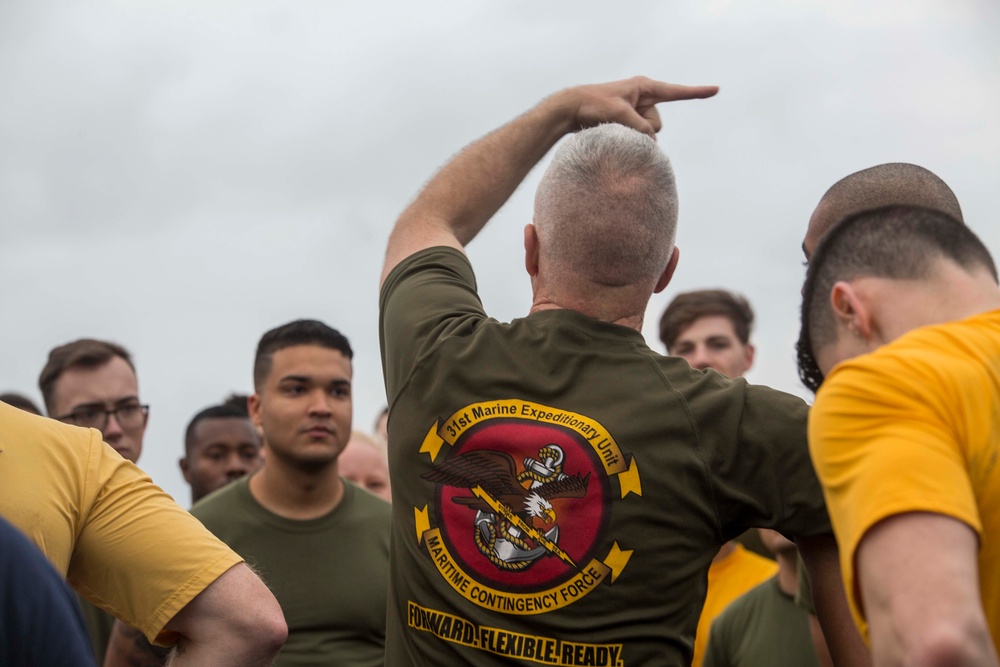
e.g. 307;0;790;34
470;485;577;568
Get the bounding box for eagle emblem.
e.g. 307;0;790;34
423;445;590;571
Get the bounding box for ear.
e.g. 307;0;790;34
653;247;680;294
179;457;191;482
830;281;872;339
524;223;539;278
248;393;264;429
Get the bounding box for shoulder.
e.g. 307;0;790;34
380;246;477;303
820;313;999;404
0;401;99;460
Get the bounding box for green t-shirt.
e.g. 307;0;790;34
704;576;820;667
191;476;390;667
379;247;831;667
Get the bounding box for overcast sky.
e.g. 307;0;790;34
2;0;997;503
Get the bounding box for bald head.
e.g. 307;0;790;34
533;124;678;291
804;163;962;258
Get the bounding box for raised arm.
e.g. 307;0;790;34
380;76;717;286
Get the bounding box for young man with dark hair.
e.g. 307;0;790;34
659;289;777;667
39;338;148;465
191;319;390;666
379;76;860;666
659;289;756;378
180;404;263;505
800;205;1000;665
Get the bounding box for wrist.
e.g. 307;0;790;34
534;88;584;138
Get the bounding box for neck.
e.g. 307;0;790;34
529;272;653;331
870;266;1000;344
775;548;799;596
529;300;645;330
248;454;344;521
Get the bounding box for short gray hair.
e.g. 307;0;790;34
534;124;678;287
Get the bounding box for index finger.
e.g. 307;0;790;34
635;77;719;104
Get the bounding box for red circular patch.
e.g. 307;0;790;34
434;419;610;592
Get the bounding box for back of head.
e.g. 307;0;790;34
38;338;134;414
798;205;996;392
534;123;678;290
253;319;354;390
659;289;754;351
807;163;963;254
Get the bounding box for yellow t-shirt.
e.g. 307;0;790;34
809;309;1000;644
0;401;243;645
692;542;778;667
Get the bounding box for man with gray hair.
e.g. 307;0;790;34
379;77;855;666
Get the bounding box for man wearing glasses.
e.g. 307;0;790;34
40;339;149;465
38;338;151;664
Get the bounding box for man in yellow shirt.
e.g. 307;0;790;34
0;400;287;666
800;204;1000;665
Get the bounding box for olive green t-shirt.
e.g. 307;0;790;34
191;477;390;667
704;577;820;667
379;247;831;667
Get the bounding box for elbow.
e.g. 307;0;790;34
262;617;288;659
903;621;994;667
248;597;288;660
219;587;287;663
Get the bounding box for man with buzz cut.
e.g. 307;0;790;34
800;205;1000;665
180;403;263;505
802;162;962;260
379;76;861;666
191;319;391;667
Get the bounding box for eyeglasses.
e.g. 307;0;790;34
56;404;150;432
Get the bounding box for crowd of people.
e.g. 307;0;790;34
1;75;997;667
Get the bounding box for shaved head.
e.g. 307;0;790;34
805;163;962;258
